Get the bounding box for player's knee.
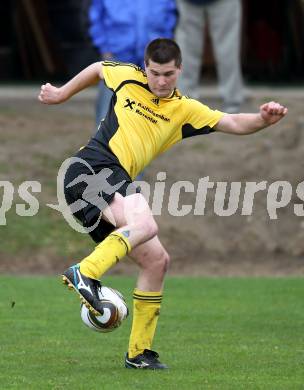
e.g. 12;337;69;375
147;218;158;238
124;193;150;219
137;218;158;241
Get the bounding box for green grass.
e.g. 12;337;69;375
0;205;91;257
1;276;303;389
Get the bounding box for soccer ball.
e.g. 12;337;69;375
80;286;128;333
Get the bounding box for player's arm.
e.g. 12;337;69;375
38;62;104;104
214;101;288;135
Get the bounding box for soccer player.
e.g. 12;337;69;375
38;38;287;370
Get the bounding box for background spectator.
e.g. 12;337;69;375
88;0;177;126
175;0;244;113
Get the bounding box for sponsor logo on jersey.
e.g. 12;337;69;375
124;98;136;110
123;98;170;123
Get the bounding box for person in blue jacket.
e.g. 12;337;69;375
88;0;177;126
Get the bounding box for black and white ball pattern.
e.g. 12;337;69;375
80;286;128;332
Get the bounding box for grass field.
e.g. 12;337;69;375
1;276;303;389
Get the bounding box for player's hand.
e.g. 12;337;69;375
38;83;65;104
260;101;288;125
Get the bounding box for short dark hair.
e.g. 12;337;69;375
144;38;182;67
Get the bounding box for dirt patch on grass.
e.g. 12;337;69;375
1;90;304;276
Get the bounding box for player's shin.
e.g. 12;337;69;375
128;288;162;358
80;231;131;279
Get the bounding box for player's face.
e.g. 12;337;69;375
145;60;182;98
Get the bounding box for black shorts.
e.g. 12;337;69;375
63;145;139;243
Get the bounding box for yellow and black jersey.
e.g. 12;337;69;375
91;61;224;179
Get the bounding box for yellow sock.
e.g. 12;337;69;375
79;232;131;280
128;288;162;359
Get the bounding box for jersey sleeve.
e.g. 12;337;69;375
182;98;224;139
101;61;144;91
